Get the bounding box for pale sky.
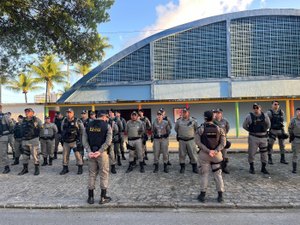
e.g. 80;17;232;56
2;0;299;103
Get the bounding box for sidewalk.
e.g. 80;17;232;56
1;149;299;209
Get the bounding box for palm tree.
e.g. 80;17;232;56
31;55;67;103
74;63;92;76
6;73;42;103
0;75;9;104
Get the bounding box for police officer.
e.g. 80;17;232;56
54;111;64;159
107;112;119;174
109;109;123;167
159;108;173;165
18;108;43;176
267;101;288;164
175;107;199;174
138;109;151;161
125;111;145;173
214;108;231;174
115;110;127;160
196;110;226;203
152;110;171;173
243;103;271;174
89;111;96;120
0;105;14;174
60;108;85;175
82;110;112;204
80;110;91;159
40;116;58;166
6;112;15;160
288;107;300;173
11;115;23;166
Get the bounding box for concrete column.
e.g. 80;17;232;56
235;102;240;138
286;100;291;126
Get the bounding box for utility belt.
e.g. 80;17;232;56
0;133;9;137
178;137;194;141
128;137;141;141
40;136;54;140
295;135;300;139
154;134;169;139
249;133;268;138
23;136;39;141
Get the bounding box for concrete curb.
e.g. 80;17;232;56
0;202;299;210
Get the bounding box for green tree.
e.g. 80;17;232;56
74;63;92;76
0;0;114;77
31;55;67;103
6;73;42;103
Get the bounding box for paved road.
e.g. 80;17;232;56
1;152;299;209
1;208;300;225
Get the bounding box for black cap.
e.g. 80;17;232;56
18;115;23;119
115;110;120;114
98;110;108;117
24;108;34;112
90;111;95;115
131;111;138;115
157;111;163;115
55;111;61;115
108;108;114;113
7;112;11;115
215;108;223;113
253;103;260;109
81;110;87;114
138;109;144;113
66;108;74;113
45;116;50;119
204;110;214;121
159;108;165;112
296;107;300;111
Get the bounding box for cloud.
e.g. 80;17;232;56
125;0;254;47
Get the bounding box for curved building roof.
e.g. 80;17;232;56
58;8;300;103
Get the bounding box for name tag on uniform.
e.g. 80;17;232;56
44;128;49;135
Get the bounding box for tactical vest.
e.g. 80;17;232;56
201;123;220;150
22;116;40;140
86;120;108;152
270;109;284;130
40;123;55;138
140;116;151;130
81;118;90;128
153;120;168;137
54;117;64;134
62;118;80;143
249;113;268;133
14;123;23;139
0;113;9;136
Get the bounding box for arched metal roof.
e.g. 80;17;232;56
58;8;300;103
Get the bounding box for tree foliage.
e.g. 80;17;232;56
0;0;114;77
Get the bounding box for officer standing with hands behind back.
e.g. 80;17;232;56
83;110;112;204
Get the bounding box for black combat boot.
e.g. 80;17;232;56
292;162;297;173
132;158;137;167
197;192;206;202
126;162;133;173
49;157;53;166
140;162;145;173
59;165;69;175
280;154;288;164
11;157;19;165
121;151;126;160
217;192;224;203
163;163;169;173
117;156;122;166
180;163;185;174
222;158;230;174
249;162;255;174
87;189;94;204
53;152;58;160
34;164;40;176
153;163;158;173
111;165;117;174
77;165;83;175
99;189;111;204
268;154;273;165
18;164;28;175
42;157;48;166
142;159;147;166
261;162;270;174
2;165;10;174
167;160;172;166
192;163;199;174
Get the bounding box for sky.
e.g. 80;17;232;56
2;0;299;104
